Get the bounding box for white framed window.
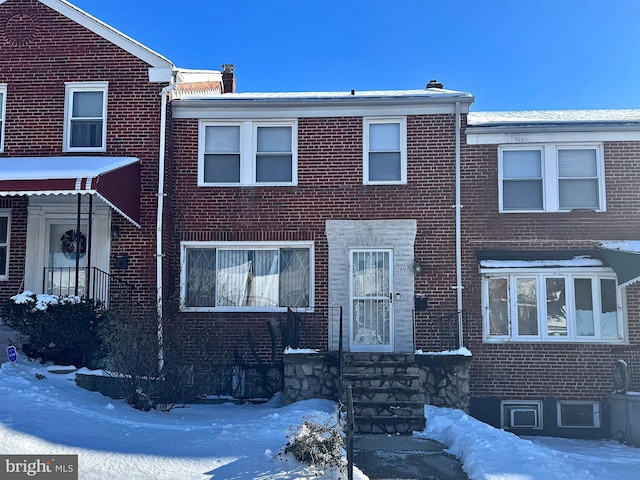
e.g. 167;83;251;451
499;144;605;212
501;400;543;429
180;241;313;311
0;83;6;152
557;401;600;428
0;211;10;279
483;268;624;343
363;117;407;184
63;82;108;152
199;120;297;186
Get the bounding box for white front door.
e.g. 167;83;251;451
350;249;394;352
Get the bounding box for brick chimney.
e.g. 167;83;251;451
426;79;443;89
222;64;236;93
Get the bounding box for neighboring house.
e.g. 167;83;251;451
463;110;640;438
0;0;180;323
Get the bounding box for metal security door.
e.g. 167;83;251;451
350;249;393;352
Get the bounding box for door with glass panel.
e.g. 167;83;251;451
46;222;88;296
350;249;393;352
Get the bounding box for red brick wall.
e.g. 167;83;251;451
0;0;166;322
167;114;462;362
462;138;640;400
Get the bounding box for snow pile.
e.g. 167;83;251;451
415;347;472;356
10;290;82;311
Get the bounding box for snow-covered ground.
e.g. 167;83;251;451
0;360;638;479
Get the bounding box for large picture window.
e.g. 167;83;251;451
499;144;604;212
64;82;108;152
363;117;407;184
483;269;623;342
199;121;297;186
181;242;313;310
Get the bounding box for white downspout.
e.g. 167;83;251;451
455;101;464;348
157;79;175;370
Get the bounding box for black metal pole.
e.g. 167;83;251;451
347;384;354;480
87;194;93;299
75;194;81;296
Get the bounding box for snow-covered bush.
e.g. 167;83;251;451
279;412;345;473
5;291;108;367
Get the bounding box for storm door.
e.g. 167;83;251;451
46;222;88;297
350;249;394;351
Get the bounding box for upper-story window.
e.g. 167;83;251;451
0;212;10;279
199;121;297;186
0;83;6;152
64;82;108;152
363;117;407;184
499;144;605;212
483;269;624;343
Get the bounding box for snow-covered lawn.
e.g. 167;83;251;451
1;360;638;479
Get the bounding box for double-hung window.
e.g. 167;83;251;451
499;144;604;212
64;82;108;152
181;242;313;311
199;121;297;186
483;269;624;342
364;117;407;184
0;83;6;152
0;212;10;279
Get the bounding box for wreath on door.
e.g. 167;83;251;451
60;229;87;260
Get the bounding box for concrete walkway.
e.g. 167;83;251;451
353;434;468;480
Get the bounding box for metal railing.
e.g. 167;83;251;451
43;266;133;311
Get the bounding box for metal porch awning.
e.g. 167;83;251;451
598;242;640;287
0;157;141;227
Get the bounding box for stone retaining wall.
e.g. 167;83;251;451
416;354;472;411
283;352;339;403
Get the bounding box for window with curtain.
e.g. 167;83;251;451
64;82;107;152
182;244;312;310
483;270;623;342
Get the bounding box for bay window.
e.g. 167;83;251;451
483;269;624;342
181;242;313;310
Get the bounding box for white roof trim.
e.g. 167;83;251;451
39;0;173;69
479;257;604;269
467;130;640;145
0;156;138;180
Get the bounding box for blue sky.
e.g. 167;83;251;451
71;0;640;111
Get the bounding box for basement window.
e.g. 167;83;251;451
557;401;600;428
501;400;543;429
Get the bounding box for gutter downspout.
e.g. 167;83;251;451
157;78;176;370
455;101;464;348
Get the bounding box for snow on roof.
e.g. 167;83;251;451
599;241;640;253
0;157;138;180
480;256;604;269
178;88;474;101
468;109;640;126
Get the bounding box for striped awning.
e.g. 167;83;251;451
0;157;141;227
598;242;640;287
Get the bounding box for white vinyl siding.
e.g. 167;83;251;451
63;82;108;152
199;121;297;186
499;144;605;212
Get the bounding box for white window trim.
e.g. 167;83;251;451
363;116;407;185
198;120;298;186
501;400;543;430
481;267;626;343
498;143;606;213
0;83;6;152
557;400;600;428
180;240;314;312
0;209;11;280
63;81;108;153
